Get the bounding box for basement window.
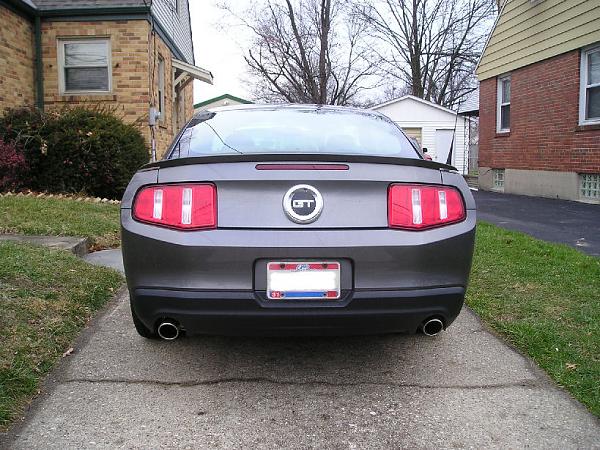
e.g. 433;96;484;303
580;45;600;125
580;174;600;200
58;39;111;94
497;75;511;132
493;169;505;190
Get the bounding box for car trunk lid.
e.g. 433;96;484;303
153;157;445;229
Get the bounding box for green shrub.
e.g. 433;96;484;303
0;107;148;199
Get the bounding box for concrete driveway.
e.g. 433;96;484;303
473;190;600;257
2;286;599;448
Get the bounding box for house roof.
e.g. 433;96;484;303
457;88;479;116
31;0;146;9
10;0;148;12
194;94;253;109
371;95;458;116
10;0;196;65
4;0;37;12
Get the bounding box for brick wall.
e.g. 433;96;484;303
0;5;35;112
41;20;151;128
40;19;195;159
479;49;600;174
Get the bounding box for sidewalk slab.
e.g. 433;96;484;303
0;234;89;257
82;249;124;273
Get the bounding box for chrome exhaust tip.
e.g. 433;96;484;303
157;321;180;340
422;318;444;336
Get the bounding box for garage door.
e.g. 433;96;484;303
402;127;422;145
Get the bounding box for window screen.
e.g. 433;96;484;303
61;40;110;92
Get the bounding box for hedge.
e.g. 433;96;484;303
0;107;149;199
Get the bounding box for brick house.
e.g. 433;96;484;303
0;0;212;159
476;0;600;203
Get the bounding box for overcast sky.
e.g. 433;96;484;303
189;1;252;104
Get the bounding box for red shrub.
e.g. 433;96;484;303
0;139;29;191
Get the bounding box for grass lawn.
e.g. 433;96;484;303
0;242;123;429
0;196;121;249
467;222;600;417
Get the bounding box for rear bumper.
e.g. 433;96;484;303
131;286;465;336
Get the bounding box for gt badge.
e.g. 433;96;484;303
283;184;323;224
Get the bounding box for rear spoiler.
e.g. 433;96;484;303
143;154;457;172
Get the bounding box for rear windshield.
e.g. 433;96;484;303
168;108;420;159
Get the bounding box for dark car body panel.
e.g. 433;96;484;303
131;287;465;336
121;106;476;337
121;162;475;335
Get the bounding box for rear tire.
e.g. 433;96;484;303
131;306;158;339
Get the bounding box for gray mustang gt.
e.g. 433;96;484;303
121;104;476;340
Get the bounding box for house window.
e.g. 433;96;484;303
580;45;600;125
580;174;600;200
58;39;111;93
158;56;165;119
493;169;505;190
497;75;510;132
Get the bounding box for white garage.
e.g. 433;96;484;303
371;95;470;174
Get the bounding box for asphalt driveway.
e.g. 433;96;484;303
2;278;599;448
473;190;600;257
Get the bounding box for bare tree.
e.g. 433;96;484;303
353;0;495;108
219;0;381;105
360;83;411;108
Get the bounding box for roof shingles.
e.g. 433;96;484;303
31;0;146;9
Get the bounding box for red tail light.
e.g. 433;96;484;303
388;184;465;230
133;184;216;230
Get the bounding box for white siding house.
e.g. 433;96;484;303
371;95;470;174
194;94;252;113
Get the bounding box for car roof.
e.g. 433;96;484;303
199;103;387;119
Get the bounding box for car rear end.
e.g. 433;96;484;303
121;106;476;338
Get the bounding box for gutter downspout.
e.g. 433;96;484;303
34;14;43;110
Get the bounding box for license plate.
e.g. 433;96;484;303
267;261;341;300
